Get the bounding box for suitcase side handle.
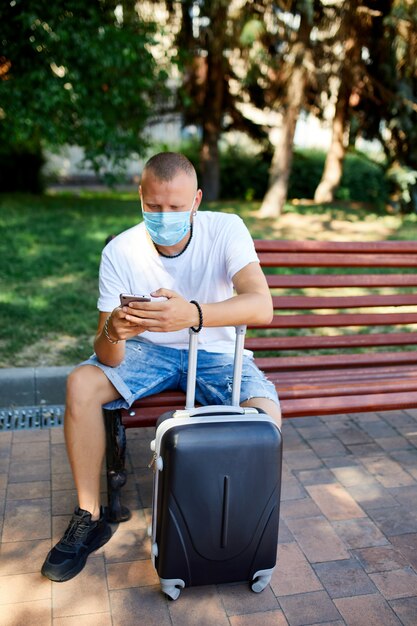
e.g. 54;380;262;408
175;406;260;418
185;325;247;410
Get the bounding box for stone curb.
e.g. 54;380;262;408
0;366;74;408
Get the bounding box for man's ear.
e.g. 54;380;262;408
194;188;203;212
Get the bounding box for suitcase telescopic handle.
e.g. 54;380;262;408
185;324;247;410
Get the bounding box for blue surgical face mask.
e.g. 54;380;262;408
141;196;196;246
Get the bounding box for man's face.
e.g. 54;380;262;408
140;171;201;217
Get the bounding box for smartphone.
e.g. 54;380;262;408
119;293;166;307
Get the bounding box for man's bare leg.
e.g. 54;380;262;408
42;364;121;582
242;397;282;428
64;364;120;520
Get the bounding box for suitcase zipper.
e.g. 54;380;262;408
148;452;157;471
148;452;163;472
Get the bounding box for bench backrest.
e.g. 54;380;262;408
250;239;417;372
119;239;417;425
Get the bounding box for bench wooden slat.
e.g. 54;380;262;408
259;252;417;267
267;274;417;288
122;408;172;428
255;240;417;253
272;294;417;309
257;350;417;371
277;378;417;399
280;390;417;417
128;390;184;407
245;332;417;351
269;364;417;384
268;312;417;329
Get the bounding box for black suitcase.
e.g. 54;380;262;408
149;325;282;600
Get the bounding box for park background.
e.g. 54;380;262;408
1;0;417;367
3;6;417;626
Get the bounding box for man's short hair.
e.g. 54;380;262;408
143;152;197;183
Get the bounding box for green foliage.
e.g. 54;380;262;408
357;1;417;171
171;139;201;177
386;165;417;212
219;146;270;200
239;19;264;46
177;139;270;200
288;150;389;206
167;140;388;204
335;153;389;206
0;1;165;182
287;150;326;199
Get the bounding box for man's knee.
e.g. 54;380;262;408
66;365;117;406
242;397;282;428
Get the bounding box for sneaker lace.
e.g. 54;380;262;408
61;516;92;547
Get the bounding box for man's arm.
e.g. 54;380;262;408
199;261;273;327
94;311;127;367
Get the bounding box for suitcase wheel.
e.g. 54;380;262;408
251;567;275;593
160;577;185;601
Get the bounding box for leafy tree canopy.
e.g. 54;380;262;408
0;0;165;177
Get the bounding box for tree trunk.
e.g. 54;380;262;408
258;67;305;217
199;51;223;200
199;1;228;201
313;82;350;203
314;3;361;204
259;14;313;218
200;126;220;201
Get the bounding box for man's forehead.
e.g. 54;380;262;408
142;167;196;186
141;171;197;194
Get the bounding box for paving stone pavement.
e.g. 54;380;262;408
1;409;417;625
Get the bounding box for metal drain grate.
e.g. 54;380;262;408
0;405;64;431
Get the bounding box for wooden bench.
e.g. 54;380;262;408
103;239;417;521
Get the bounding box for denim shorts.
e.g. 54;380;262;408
80;337;279;410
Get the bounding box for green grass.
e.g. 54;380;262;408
0;192;143;366
1;191;416;367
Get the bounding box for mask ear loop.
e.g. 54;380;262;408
191;192;198;218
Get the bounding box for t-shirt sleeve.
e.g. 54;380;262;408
223;215;259;282
97;245;128;312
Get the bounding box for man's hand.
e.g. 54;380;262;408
94;289;199;367
104;305;146;342
117;289;199;334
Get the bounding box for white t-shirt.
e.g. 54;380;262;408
98;211;259;353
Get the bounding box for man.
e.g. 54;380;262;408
42;151;281;582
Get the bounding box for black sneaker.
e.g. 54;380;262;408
41;507;112;582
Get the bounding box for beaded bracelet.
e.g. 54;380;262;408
190;300;203;333
103;316;119;344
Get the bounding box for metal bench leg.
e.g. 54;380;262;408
103;407;132;522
